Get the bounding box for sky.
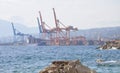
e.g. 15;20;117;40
0;0;120;29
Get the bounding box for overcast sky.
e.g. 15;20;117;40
0;0;120;29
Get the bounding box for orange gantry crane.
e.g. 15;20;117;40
38;11;53;40
52;8;78;45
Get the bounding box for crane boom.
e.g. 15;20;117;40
11;22;16;36
39;11;46;32
39;11;43;24
53;8;58;28
37;17;43;33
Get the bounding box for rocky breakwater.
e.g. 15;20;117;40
99;40;120;50
39;60;96;73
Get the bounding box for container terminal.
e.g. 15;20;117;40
0;8;105;46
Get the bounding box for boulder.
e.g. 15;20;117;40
98;40;120;50
39;60;96;73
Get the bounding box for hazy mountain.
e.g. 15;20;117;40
0;19;120;40
75;27;120;40
0;19;39;38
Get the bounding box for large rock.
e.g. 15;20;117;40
39;60;96;73
98;40;120;50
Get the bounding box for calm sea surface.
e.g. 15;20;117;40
0;46;120;73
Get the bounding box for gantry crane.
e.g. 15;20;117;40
52;8;78;45
11;22;34;44
38;11;56;44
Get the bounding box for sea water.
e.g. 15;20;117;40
0;46;120;73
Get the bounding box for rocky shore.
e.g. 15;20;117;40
98;40;120;50
39;60;96;73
